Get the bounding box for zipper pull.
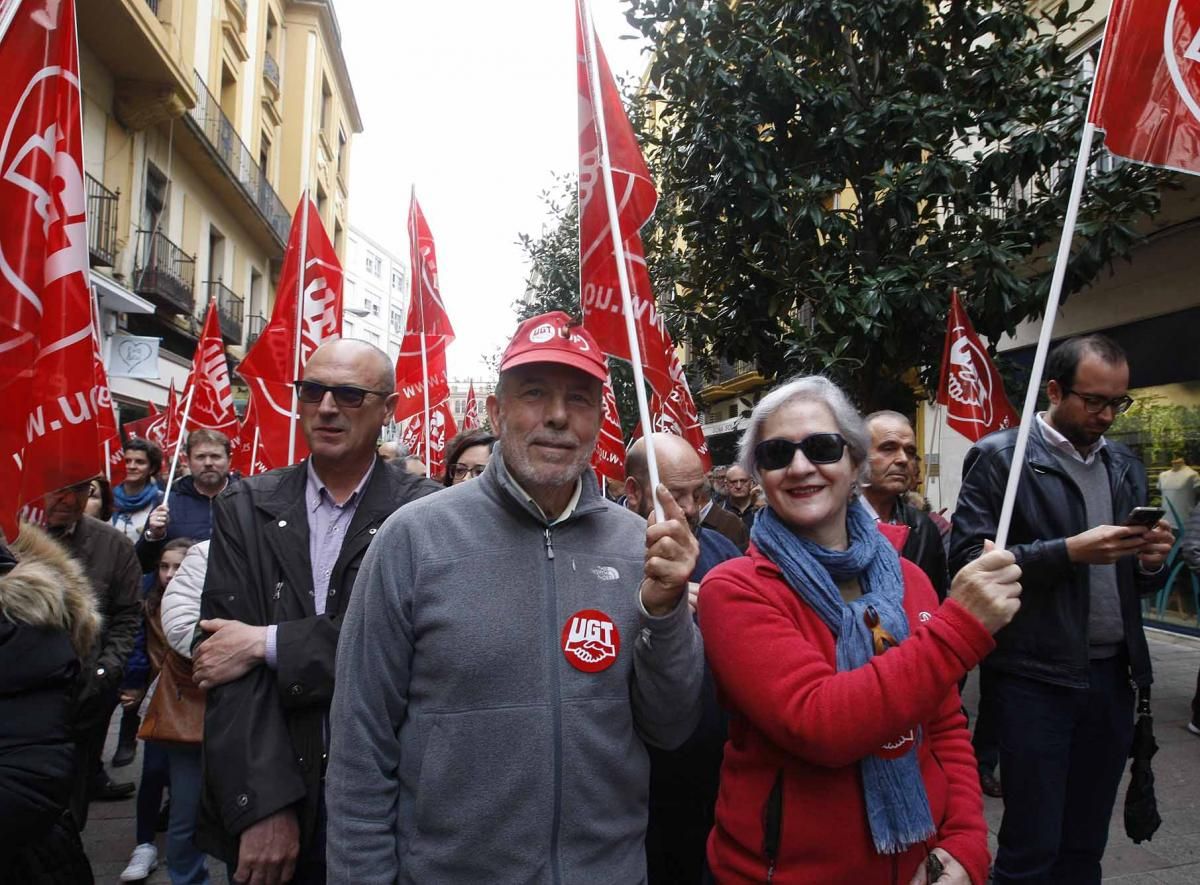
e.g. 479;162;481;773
273;581;283;600
544;527;555;560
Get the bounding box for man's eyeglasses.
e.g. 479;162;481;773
451;463;487;480
1064;388;1134;416
293;380;392;409
755;433;848;471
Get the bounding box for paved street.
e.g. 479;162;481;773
82;629;1200;884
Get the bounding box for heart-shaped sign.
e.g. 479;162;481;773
118;338;154;373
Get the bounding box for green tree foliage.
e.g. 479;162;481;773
626;0;1168;411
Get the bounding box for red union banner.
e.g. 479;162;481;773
230;396;272;477
239;195;343;465
655;351;712;471
0;0;105;536
591;371;626;484
576;0;675;396
181;301;239;440
400;398;457;476
1090;0;1200;176
462;381;479;431
936;290;1019;442
395;192;455;422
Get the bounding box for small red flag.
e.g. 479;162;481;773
230;396;272;477
0;0;105;534
180;300;239;443
1089;0;1200;176
239;195;343;465
399;399;457;477
462;381;479;431
591;372;626;484
394;192;455;423
936;290;1019;443
90;296;125;486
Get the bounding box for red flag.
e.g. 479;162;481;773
90;295;125;486
230;396;272;477
936;290;1019;442
576;2;675;395
653;351;712;470
394;192;455;422
123;412;158;444
180;300;239;441
143;381;176;449
1089;0;1200;176
591;372;626;484
239;194;343;465
0;0;105;535
463;381;479;431
399;399;457;477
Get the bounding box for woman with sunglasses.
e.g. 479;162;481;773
698;376;1022;884
442;429;497;487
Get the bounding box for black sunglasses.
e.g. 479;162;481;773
754;433;848;471
294;380;392;409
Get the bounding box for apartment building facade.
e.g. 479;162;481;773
342;226;407;361
79;0;361;423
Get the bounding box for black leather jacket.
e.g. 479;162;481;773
895;498;949;601
949;425;1164;689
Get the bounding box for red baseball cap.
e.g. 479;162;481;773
499;311;608;382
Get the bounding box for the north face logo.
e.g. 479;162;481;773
562;609;620;673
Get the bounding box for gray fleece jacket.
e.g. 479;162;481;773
326;454;704;883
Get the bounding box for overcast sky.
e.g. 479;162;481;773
338;1;649;380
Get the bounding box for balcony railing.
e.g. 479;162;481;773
144;0;160;14
86;173;119;268
207;281;245;344
698;358;759;390
263;52;280;91
134;230;195;315
246;313;266;346
187;71;290;243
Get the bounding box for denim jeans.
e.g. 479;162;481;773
163;743;210;885
991;657;1135;884
135;741;171;845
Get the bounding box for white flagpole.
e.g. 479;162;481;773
103;439;112;482
250;424;261;476
288;191;310;465
579;0;664;522
994;120;1098;549
410;189;432;478
162;385;195;504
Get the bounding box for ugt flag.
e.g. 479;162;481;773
0;0;104;536
179;300;239;441
1089;0;1200;176
936;290;1019;442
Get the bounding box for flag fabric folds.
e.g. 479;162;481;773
400;400;457;476
591;371;626;484
239;195;343;466
576;1;710;470
936;290;1019;443
0;0;103;535
91;294;125;486
181;300;240;441
394;192;455;423
463;381;479;431
230;396;272;477
1089;0;1200;177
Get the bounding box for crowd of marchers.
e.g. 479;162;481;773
0;314;1191;885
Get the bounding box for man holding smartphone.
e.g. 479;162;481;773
951;334;1173;884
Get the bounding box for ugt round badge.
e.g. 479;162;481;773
562;609;620;673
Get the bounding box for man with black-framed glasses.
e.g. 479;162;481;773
193;339;439;884
951;333;1174;883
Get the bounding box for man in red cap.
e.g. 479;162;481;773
327;311;704;883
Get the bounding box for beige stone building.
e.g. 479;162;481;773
78;0;361;422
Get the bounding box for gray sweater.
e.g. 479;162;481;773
326;454;704;883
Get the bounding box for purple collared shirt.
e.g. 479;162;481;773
265;459;376;668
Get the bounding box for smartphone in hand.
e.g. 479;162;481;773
1124;506;1165;528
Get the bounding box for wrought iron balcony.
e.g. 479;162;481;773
246;313;267;346
86;173;119;268
208;281;245;344
263;52;280;92
133;230;195;315
186;71;290;244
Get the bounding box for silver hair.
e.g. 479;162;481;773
737;375;870;481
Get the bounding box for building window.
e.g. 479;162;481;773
337;127;347;178
366;330;380;346
727;404;738;420
365;252;382;276
390;308;403;333
320;76;332;133
391;269;404;291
